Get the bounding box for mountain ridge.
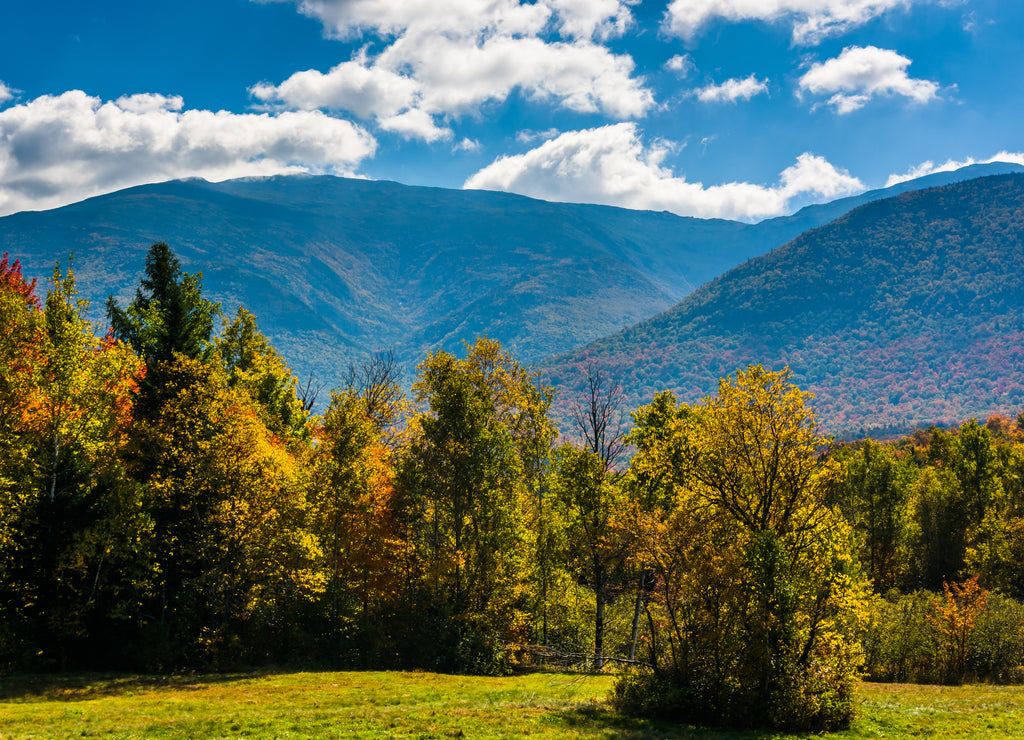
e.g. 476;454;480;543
2;162;1020;394
542;173;1024;435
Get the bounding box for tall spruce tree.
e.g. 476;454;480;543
106;242;218;416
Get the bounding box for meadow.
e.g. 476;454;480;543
1;671;1023;739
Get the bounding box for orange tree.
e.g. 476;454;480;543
306;387;408;665
0;260;144;669
928;575;990;684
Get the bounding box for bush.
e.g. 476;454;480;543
968;593;1024;682
860;590;938;682
861;588;1024;684
611;658;856;732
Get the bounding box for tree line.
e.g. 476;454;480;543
3;244;1024;730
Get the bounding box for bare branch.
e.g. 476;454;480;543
299;371;323;413
569;362;627;471
346;348;404;434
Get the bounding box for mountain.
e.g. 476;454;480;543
543;173;1024;436
1;163;1019;392
756;161;1024;240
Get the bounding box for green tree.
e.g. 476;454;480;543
551;442;628;669
837;440;916;591
106;242;218;415
911;466;969;589
397;339;543;671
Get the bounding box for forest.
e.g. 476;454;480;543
5;243;1024;731
544;174;1024;435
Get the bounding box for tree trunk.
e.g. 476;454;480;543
628;565;645;662
594;559;605;670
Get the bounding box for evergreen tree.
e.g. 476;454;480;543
106;242;218;416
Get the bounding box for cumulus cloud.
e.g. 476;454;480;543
250;58;418;119
546;0;637;40
885;151;1024;186
453;138;482;153
261;0;549;39
695;75;769;103
0;82;14;106
665;54;696;77
378;108;451;142
252;0;653;140
464;123;863;220
798;45;939;113
0;90;376;216
265;0;637;41
664;0;920;45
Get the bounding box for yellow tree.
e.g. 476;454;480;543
130;354;318;667
307;387;408;660
397;339;543;671
4;261;145;666
615;366;863;731
215;307;309;443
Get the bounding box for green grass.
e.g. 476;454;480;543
2;671;1024;739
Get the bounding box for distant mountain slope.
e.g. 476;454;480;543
543;174;1024;436
1;164;1018;391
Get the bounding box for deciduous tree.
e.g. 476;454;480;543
615;366;863;731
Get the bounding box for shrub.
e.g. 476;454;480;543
861;586;1024;684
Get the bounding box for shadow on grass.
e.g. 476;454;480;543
555;702;789;740
0;671;269;702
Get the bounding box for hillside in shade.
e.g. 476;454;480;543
1;163;1020;393
543;174;1024;436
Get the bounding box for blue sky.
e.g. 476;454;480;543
1;0;1022;220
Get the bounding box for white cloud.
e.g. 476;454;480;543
250;58;418;119
665;54;696;77
0;90;376;216
517;128;562;144
265;0;637;41
798;45;939;113
260;0;550;39
885;151;1024;187
252;0;653;139
696;75;769;103
379;108;452;142
0;82;15;106
663;0;919;45
254;36;652;137
464;123;864;220
453;138;482;153
392;35;652;118
546;0;637;40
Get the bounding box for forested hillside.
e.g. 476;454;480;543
545;174;1024;435
0;176;744;383
2;164;1017;393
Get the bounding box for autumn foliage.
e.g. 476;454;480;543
7;243;1024;730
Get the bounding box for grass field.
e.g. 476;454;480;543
2;670;1024;739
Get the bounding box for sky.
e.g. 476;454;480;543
1;0;1023;221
